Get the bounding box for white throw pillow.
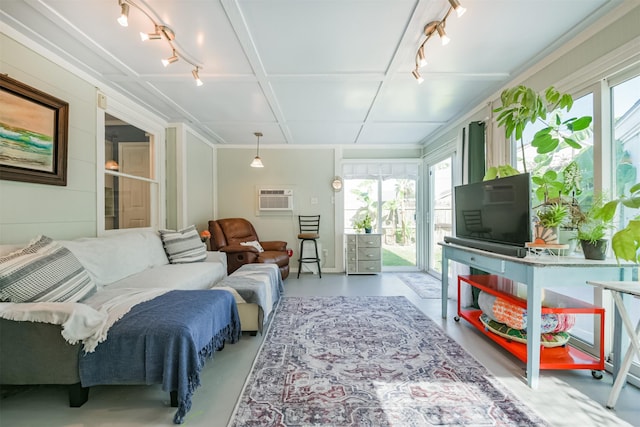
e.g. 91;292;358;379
240;240;264;252
0;235;97;303
159;225;207;264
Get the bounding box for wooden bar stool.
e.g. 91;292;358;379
297;215;321;278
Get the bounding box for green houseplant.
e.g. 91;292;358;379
533;203;567;244
577;194;614;260
605;183;640;263
487;85;592;178
354;213;373;233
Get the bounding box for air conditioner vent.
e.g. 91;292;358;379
258;189;293;211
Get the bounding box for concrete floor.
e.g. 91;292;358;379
0;272;637;427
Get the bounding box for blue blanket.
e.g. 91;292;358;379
79;289;241;424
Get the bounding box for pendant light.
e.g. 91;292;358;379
250;132;264;168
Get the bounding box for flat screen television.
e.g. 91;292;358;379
454;173;532;247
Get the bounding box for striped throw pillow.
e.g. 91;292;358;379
0;236;97;303
159;225;207;264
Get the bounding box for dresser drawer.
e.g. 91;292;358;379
347;262;357;273
358;247;380;261
454;250;506;274
357;234;381;248
346;235;357;246
357;260;381;273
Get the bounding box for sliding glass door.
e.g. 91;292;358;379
343;161;419;271
428;157;453;276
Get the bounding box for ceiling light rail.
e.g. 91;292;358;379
412;0;466;84
116;0;204;86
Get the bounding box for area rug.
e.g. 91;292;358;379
397;272;442;299
228;296;548;426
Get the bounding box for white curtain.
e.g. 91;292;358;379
342;162;419;180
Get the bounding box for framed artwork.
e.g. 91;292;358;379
0;74;69;186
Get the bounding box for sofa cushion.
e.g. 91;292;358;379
61;230;169;287
0;236;97;303
159;225;207;264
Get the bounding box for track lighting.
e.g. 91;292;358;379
417;45;427;68
192;68;203;86
412;69;424;84
140;27;162;41
411;0;466;84
436;22;450;45
115;1;203;86
250;132;264;168
117;1;129;27
449;0;467;17
162;51;179;67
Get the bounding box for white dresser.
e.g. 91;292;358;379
345;233;382;274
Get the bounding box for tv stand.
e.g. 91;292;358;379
444;236;526;258
438;241;635;389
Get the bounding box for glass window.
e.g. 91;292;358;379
343;161;419;270
104;113;156;230
429;157;452;274
612;74;640;369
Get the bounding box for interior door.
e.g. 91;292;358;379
119;142;150;228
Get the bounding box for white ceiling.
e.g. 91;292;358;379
0;0;623;146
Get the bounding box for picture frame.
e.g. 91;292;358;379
0;74;69;186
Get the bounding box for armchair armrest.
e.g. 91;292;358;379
220;244;260;254
260;241;287;251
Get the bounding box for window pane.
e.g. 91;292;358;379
105;175;153;230
344;179;378;233
381;178;416;267
430;158;452;273
612;74;640;366
105;113;153;180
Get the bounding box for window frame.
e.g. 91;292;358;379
96;94;166;235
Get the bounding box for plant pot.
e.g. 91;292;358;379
551;228;578;255
364;227;372;234
580;239;608;260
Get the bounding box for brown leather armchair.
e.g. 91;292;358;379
208;218;290;280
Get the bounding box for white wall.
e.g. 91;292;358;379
0;34;97;243
216;147;337;268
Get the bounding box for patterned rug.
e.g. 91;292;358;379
397;272;442;299
229;296;548;426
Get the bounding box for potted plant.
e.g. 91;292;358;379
534;203;567;244
354;213;373;233
487;85;592;178
606;182;640;263
577;194;614;260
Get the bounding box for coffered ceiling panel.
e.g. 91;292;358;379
0;0;624;146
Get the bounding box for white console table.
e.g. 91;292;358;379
439;242;636;389
586;280;640;409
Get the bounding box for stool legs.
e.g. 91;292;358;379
297;238;322;278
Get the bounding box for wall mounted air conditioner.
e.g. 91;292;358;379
258;189;293;211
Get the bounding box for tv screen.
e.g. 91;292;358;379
454;173;532;247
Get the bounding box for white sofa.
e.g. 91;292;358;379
0;229;237;408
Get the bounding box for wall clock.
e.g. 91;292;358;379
331;176;343;192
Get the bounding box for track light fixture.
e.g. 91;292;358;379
435;22;450;45
250;132;264;168
117;1;129;27
449;0;467;17
192;68;203;86
115;0;203;86
140;25;175;41
412;0;466;84
412;69;424;84
417;45;427;68
162;51;179;67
